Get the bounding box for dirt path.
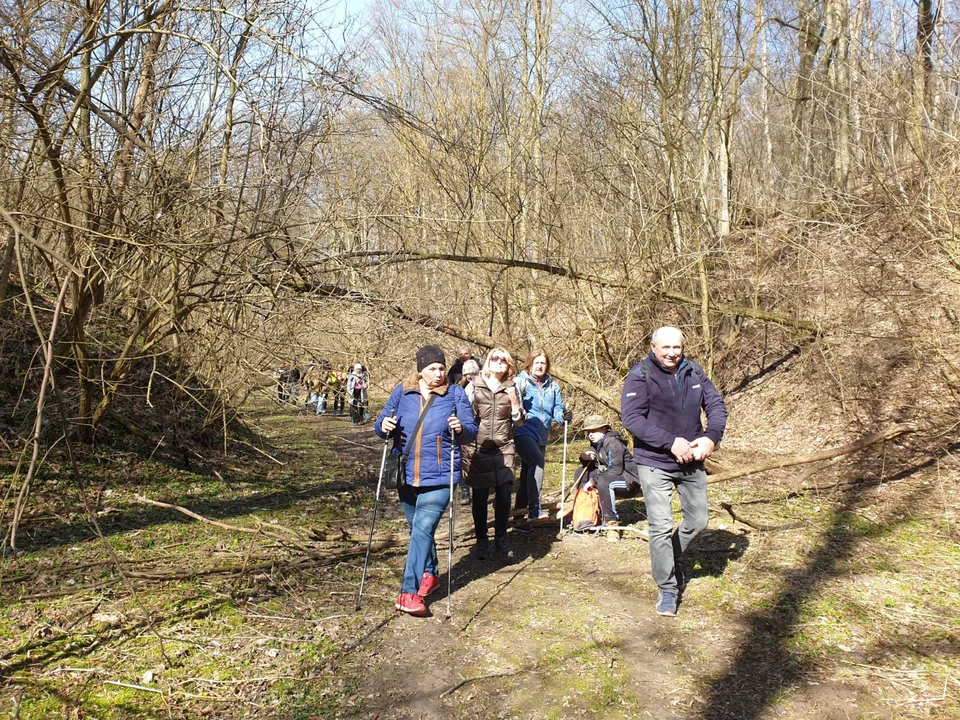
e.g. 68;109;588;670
347;533;695;719
314;411;885;720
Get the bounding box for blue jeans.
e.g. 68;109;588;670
398;483;451;594
638;465;708;593
308;392;326;414
514;435;545;520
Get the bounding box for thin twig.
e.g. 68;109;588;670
233;439;286;465
103;680;164;695
720;502;809;531
708;422;919;484
9;269;70;549
439;670;534;698
135;494;311;549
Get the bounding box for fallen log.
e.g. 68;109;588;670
136;494;313;550
707;421;918;484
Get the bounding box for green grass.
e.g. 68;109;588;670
0;396;363;719
4;393;959;719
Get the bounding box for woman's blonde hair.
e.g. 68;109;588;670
482;347;516;380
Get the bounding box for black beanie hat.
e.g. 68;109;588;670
416;345;446;372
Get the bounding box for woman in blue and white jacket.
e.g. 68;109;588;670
513;349;569;525
375;345;478;616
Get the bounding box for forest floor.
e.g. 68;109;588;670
1;394;958;719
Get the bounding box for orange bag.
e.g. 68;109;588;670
571;485;600;532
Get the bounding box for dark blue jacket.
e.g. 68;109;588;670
375;375;478;488
620;353;727;471
591;430;640;482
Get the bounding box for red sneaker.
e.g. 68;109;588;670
395;592;427;616
417;572;440;598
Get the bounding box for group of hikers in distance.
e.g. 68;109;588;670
369;327;727;619
276;361;370;425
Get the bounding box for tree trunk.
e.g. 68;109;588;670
792;0;823;187
826;0;850;191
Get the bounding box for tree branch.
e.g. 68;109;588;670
708;422;919;484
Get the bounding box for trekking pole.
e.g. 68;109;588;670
447;417;456;619
356;411;394;610
558;418;569;540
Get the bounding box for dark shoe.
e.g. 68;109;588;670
656;591;678;617
475;539;489;560
395;592;427;616
417;572;440;598
495;538;514;559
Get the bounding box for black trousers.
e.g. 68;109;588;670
471;483;513;541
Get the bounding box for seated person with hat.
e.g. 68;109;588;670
579;415;642;541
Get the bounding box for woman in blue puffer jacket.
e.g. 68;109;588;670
513;348;569;525
375;345;478;616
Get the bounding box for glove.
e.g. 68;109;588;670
562;409;573;423
579;451;596;468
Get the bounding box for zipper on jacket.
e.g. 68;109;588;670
488;386;498;434
413;395;425;486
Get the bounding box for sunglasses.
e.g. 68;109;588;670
489;355;508;363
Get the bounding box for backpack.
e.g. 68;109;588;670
571;484;600;532
630;357;654;382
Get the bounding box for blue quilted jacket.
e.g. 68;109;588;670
375;376;478;488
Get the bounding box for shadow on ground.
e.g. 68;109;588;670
696;466;932;720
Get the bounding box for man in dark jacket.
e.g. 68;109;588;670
621;326;727;618
448;345;479;386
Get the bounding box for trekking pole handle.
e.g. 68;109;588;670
381;408;397;443
446;411;461;438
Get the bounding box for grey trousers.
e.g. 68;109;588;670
638;465;708;593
